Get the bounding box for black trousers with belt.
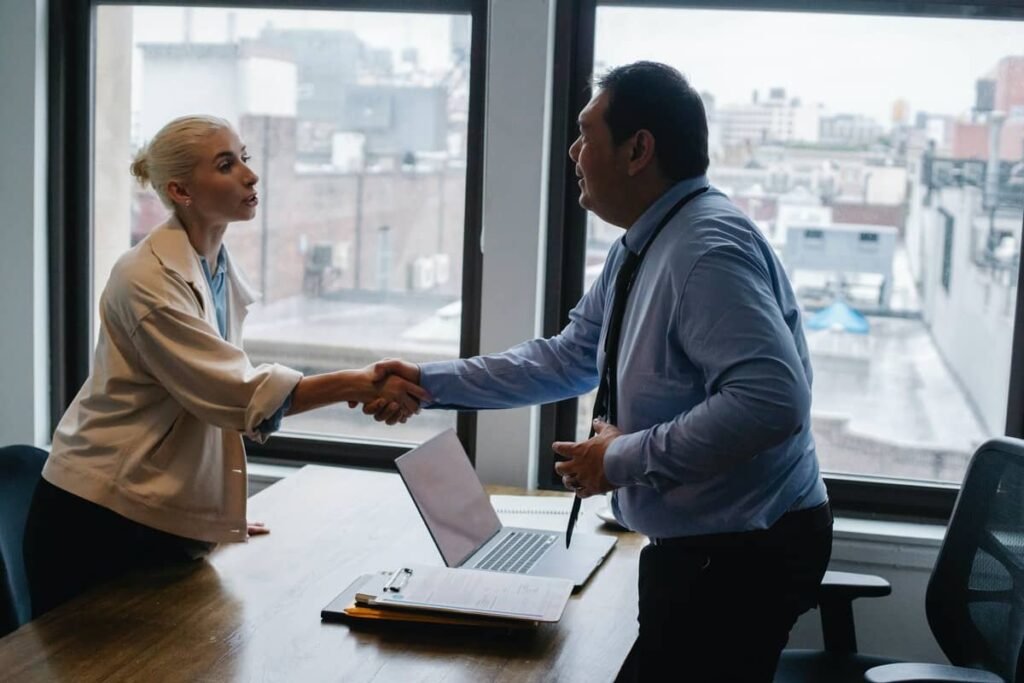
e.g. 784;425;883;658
22;478;205;618
634;502;833;682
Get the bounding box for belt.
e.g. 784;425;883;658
648;501;833;549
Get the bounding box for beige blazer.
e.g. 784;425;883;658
45;217;302;544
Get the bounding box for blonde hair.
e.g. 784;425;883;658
130;114;233;208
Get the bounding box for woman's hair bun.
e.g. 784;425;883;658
130;148;151;187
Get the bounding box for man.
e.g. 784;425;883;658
374;61;831;681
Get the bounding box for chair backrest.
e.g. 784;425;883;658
0;445;46;636
927;437;1024;682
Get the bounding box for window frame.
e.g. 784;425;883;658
538;0;1024;523
48;0;488;468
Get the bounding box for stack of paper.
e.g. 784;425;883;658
321;563;574;629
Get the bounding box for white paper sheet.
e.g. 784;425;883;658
364;563;573;622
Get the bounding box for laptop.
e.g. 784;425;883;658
395;428;617;589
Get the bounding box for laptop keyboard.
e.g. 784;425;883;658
473;531;557;574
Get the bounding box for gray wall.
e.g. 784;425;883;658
0;0;49;447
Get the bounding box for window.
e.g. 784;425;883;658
53;0;485;464
940;208;955;293
543;1;1024;514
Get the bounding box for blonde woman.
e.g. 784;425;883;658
23;115;426;617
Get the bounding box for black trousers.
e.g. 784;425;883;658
635;503;833;683
22;478;204;618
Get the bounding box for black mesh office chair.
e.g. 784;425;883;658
0;445;46;637
776;437;1024;683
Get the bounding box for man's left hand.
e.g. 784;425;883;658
552;419;621;498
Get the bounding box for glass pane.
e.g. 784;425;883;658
587;7;1024;483
94;6;472;445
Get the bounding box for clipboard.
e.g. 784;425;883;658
321;574;538;629
322;564;573;626
355;564;573;623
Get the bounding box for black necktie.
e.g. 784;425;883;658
565;186;708;548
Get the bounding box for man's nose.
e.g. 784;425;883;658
568;137;580;162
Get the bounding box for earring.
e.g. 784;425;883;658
185;199;192;207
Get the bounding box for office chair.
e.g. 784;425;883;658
0;445;46;637
776;437;1024;683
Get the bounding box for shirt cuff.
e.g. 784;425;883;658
418;360;465;409
245;364;303;444
255;389;295;437
603;430;648;487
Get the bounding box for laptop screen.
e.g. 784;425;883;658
395;429;503;567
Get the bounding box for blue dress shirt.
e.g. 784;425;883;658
200;248;291;436
419;175;827;538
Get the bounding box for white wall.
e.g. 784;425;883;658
141;55;239;140
94;6;134;344
920;186;1015;435
472;0;556;489
0;0;49;447
240;57;297;118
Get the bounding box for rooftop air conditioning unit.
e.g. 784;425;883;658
411;256;436;290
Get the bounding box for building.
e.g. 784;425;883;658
713;87;821;148
819;113;885;147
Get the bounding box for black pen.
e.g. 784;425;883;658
565;495;581;548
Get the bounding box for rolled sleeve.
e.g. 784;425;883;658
132;304;303;439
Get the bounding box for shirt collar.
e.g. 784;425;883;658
149;214;259;307
147;215;205;286
623;174;709;254
199;247;227;282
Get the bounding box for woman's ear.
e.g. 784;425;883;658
166;180;192;207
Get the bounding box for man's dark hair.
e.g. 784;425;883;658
597;61;709;181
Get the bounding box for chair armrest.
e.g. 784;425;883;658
820;570;892;601
865;663;1003;682
817;571;892;654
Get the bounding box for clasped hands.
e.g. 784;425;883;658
358;359;620;497
349;359;428;425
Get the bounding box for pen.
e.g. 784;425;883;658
565;495;581;548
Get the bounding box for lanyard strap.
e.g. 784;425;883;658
593;185;709;430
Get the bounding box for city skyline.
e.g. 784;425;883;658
597;7;1024;124
130;6;462;73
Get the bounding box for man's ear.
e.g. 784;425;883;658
627;129;657;176
166;180;192;207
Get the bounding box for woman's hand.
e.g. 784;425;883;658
247;521;270;537
288;365;429;421
352;364;430;425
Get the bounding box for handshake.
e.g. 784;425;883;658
350;359;428;425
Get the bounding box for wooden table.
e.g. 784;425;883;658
0;465;643;682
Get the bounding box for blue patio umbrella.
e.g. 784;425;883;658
806;300;869;334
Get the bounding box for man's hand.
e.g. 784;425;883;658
552;419;621;498
346;360;429;425
358;359;427;424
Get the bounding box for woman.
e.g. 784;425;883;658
23;115;425;617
